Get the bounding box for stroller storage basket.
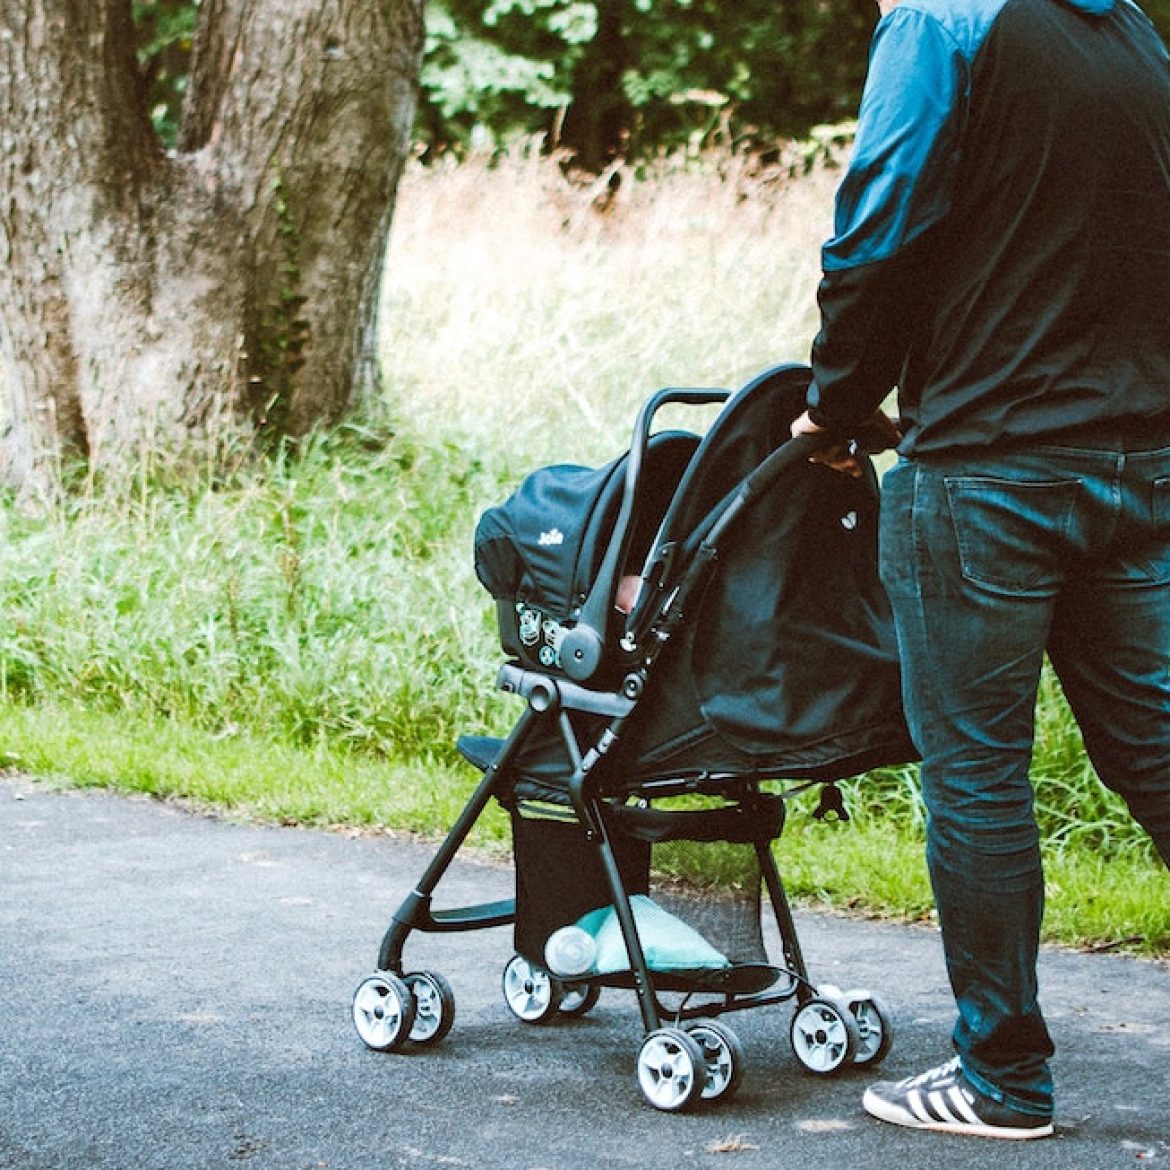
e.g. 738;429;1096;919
512;794;785;992
511;801;650;968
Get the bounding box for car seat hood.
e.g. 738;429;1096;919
1055;0;1114;13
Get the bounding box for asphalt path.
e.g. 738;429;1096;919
2;773;1168;1169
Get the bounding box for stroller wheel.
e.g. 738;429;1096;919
789;996;860;1076
636;1027;708;1112
684;1018;745;1102
556;981;601;1017
845;991;894;1067
404;970;456;1047
501;954;563;1023
351;972;417;1052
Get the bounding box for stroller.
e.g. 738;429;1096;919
351;363;917;1111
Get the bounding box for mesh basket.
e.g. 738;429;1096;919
511;794;782;976
645;837;767;968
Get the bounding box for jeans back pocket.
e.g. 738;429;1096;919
1128;475;1170;584
944;476;1080;594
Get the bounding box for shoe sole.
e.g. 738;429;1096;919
863;1087;1055;1140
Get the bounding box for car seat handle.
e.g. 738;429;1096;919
560;387;729;683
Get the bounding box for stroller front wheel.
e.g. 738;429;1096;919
351;972;417;1052
636;1027;709;1112
404;970;457;1046
501;954;563;1023
557;981;601;1017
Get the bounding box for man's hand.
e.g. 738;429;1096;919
789;409;901;478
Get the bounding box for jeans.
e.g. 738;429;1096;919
879;448;1170;1116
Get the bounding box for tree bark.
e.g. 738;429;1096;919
561;0;628;170
0;0;424;498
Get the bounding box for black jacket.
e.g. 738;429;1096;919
808;0;1170;456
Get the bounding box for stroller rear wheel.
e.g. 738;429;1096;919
845;990;893;1066
351;972;417;1052
501;954;562;1023
683;1018;745;1102
636;1027;709;1112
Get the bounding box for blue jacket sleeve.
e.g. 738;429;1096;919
807;7;968;432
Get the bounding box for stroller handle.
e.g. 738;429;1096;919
697;430;827;550
559;395;835;683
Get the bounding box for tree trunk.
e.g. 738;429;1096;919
561;0;629;170
0;0;424;498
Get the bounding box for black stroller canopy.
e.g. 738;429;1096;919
619;365;912;781
647;365;808;570
476;363;914;786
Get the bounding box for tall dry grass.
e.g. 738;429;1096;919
378;143;840;468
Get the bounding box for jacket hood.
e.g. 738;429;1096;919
1056;0;1115;13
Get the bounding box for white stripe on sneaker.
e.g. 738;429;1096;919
944;1087;983;1125
928;1090;962;1125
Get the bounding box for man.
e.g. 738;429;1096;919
790;0;1170;1141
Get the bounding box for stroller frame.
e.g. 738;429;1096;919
352;367;899;1112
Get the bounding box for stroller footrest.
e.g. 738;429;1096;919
400;898;516;933
587;962;785;997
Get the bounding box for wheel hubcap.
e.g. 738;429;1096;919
639;1033;699;1109
353;979;406;1048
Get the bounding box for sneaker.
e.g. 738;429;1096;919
863;1057;1054;1140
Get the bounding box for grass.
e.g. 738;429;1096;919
1;143;1166;957
377;142;834;469
0;701;509;843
